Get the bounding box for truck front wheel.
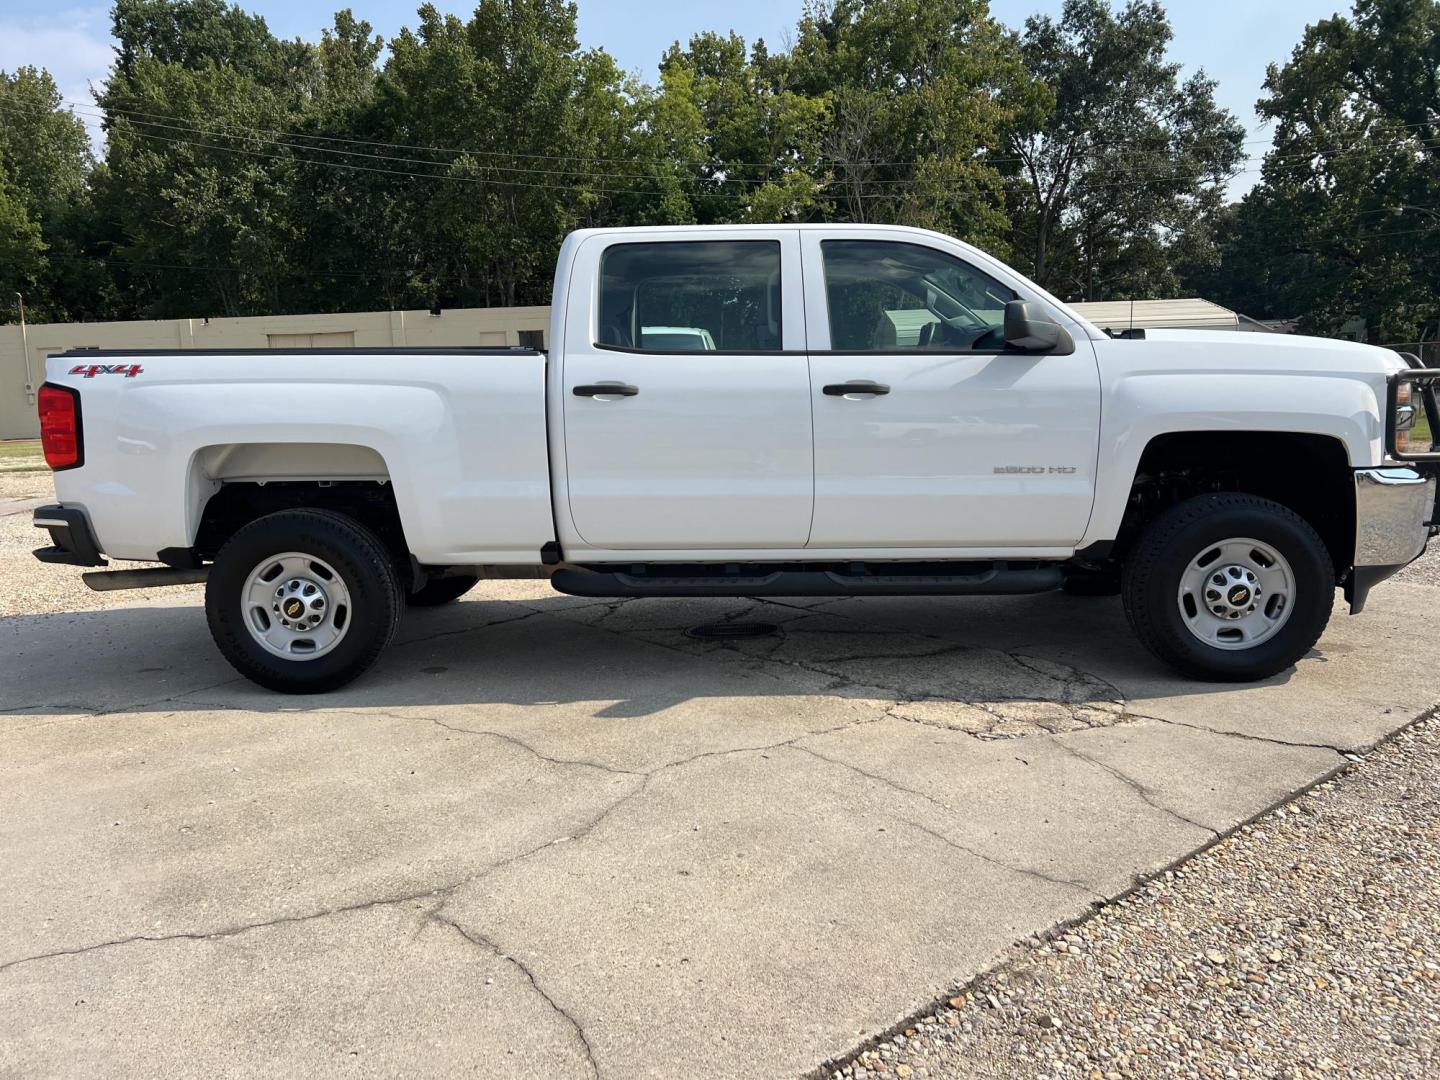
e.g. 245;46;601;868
205;509;402;693
1122;493;1334;682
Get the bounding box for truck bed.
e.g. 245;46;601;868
46;346;556;565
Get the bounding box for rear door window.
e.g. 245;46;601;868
598;241;783;353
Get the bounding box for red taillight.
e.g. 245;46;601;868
38;384;82;470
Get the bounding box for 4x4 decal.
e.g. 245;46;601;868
70;364;144;378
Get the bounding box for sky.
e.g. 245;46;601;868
0;0;1347;199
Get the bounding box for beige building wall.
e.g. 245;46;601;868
4;296;1261;439
1;306;552;439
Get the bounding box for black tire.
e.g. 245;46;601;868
406;574;479;607
1121;493;1334;682
205;509;402;693
1061;570;1121;596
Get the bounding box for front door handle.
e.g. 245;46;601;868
823;381;890;397
573;382;639;398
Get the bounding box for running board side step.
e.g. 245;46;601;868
83;567;209;592
550;565;1063;598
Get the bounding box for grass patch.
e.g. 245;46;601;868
0;440;41;460
0;440;45;472
1415;413;1433;450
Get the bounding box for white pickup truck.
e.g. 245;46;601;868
32;225;1440;693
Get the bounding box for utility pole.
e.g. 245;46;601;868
16;292;35;403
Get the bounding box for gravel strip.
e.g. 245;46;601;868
0;472;51;502
1394;543;1440;587
823;709;1440;1080
0;474;202;617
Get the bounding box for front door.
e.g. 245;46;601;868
801;232;1101;550
560;232;813;550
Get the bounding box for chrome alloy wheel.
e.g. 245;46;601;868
243;552;352;659
1176;537;1296;651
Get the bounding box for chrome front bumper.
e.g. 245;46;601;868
1348;466;1437;613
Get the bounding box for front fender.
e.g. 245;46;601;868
1081;339;1385;549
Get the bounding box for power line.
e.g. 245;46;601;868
13;94;1437;196
109;119;1421;200
34;247;401;279
114;124;1259;198
40;94;1322;177
8;105;1435;216
89;111;707;185
59;93;1439;173
65;94;1238;173
107;124;710;199
3;97;1435;209
1350;224;1440;242
60;97;1440;195
0;98;1251;197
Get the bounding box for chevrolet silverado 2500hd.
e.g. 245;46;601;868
32;224;1440;693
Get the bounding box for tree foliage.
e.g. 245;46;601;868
786;0;1034;249
1005;0;1243;301
1197;0;1439;342
16;0;1412;334
0;67;107;320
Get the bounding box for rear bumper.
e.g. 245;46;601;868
32;505;107;567
1347;467;1436;613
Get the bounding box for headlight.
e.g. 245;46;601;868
1395;381;1417;455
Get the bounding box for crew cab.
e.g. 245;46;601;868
32;224;1440;693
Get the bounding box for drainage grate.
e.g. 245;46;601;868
685;622;779;641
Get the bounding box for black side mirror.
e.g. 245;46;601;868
1004;300;1075;354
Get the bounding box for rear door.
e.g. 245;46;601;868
559;232;813;550
801;231;1101;550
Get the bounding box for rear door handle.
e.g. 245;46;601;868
823;381;890;397
573;382;639;398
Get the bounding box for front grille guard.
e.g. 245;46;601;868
1388;354;1440;464
1389;355;1440;530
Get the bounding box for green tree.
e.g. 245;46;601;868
93;0;660;315
97;0;318;316
789;0;1034;248
1209;0;1440;341
1006;0;1244;301
0;67;112;321
0;180;46;310
372;0;638;308
55;0;1348;328
652;32;825;225
266;10;395;312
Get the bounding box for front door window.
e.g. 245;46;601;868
821;240;1016;352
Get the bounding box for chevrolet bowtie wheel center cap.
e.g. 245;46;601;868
273;578;329;629
243;554;351;659
1177;538;1296;652
1208;565;1260;619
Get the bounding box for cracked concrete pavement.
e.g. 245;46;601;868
2;578;1438;1078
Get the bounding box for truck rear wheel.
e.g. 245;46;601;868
205;509;402;693
407;574;479;606
1121;493;1334;682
